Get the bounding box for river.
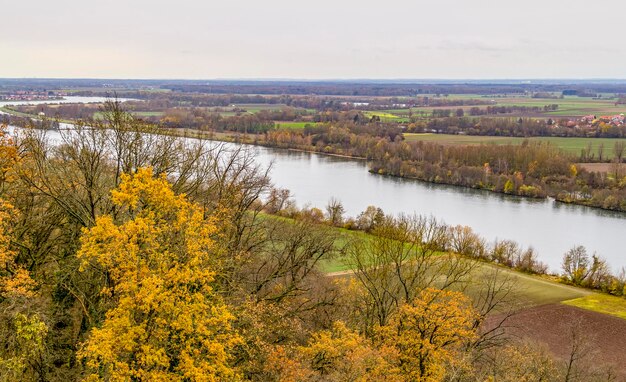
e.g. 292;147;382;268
2;97;625;272
247;146;626;272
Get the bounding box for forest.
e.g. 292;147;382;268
1;101;622;381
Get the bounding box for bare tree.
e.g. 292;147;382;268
325;197;345;226
347;214;477;331
614;141;625;163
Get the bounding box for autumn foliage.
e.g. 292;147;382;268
77;168;241;381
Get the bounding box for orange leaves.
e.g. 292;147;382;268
263;321;401;382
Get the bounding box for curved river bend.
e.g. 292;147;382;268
246;146;625;273
3;97;625;272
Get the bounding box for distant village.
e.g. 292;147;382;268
0;90;66;102
579;114;625;127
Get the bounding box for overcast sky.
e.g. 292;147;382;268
1;0;625;79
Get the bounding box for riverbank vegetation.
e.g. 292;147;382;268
1;102;624;380
258;126;626;212
7;86;626;213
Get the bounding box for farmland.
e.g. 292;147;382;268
563;293;626;320
366;95;626;119
273;121;319;129
403;133;626;159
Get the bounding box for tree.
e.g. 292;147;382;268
0;313;48;382
355;205;385;232
379;288;479;381
562;246;591;286
480;341;559;381
447;225;486;259
293;321;400;381
614;141;625;163
560;246;610;288
77;168;241;381
325;197;345;226
597;143;605;162
0;200;36;299
348;215;476;331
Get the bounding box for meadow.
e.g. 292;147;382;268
315;223;594;309
563;293;626;320
273;121;319;129
403;133;626;159
370;95;625;119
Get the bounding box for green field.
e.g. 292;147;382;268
0;106;33;118
313;220;591;307
364;111;409;122
201;104;314;116
132;111;164;117
59;87;171;94
375;95;625;119
470;266;591;307
404;133;626;159
274;121;319;130
563;293;626;320
490;96;623;116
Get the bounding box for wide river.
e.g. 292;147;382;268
247;145;625;272
3;97;625;272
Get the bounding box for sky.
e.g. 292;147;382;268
1;0;625;79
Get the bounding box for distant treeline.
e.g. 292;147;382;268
65;92;492;111
5;78;626;97
261;126;626;211
408;116;626;139
160;83;626;96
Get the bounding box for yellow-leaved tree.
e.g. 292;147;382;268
0;127;46;381
77;167;241;381
261;321;401;382
379;288;479;382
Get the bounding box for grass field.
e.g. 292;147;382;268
364;111;410;122
274;121;319;130
563;293;626;320
403;133;626;159
375;95;625;119
60;87;171;94
94;111;165;119
491;96;624;116
0;106;33;118
315;223;591;307
131;111;164;117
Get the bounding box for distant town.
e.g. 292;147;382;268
0;90;66;102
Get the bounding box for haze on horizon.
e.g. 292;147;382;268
2;0;625;80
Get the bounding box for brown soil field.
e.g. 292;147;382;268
493;303;626;379
578;162;626;173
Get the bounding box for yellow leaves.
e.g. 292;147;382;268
297;321;401;381
0;199;36;299
260;320;402;382
379;288;479;382
78;167;241;381
111;167;185;214
0;126;19;186
0;313;48;381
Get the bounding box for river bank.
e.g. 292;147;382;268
3;101;626;271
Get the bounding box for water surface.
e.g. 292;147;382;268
4;97;624;272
